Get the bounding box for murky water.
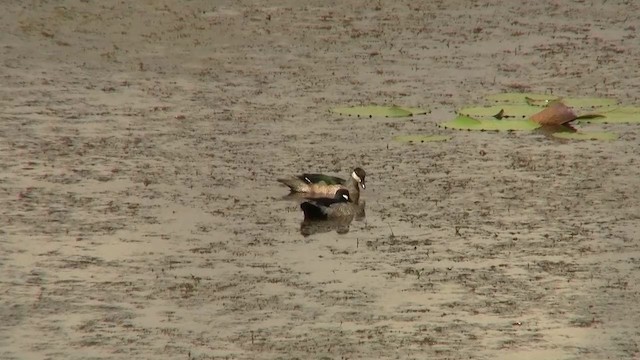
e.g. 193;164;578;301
1;1;640;359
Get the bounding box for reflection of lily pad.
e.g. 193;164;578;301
552;132;618;141
439;115;540;131
486;93;618;110
331;105;428;118
576;106;640;124
393;134;451;143
457;105;540;119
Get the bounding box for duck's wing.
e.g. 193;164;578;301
310;196;343;207
300;201;329;219
299;173;345;185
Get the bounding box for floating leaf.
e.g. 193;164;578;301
393;134;451;143
486;93;618;110
439;115;540;131
401;107;429;116
525;96;557;107
562;97;619;110
486;93;558;104
576;106;640;124
530;102;577;125
439;115;482;129
457;105;540;119
552;132;618;141
331;105;427;118
575;114;606;120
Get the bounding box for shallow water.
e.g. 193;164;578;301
1;1;640;359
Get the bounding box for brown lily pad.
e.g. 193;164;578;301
529;102;577;126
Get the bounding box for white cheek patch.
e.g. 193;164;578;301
351;172;361;182
342;194;349;201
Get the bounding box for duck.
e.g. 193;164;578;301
300;189;358;220
278;167;366;203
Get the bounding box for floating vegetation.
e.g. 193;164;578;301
485;92;618;110
444;94;639;141
331;105;428;118
529;102;577;125
438;115;540;131
561;97;619;110
486;92;559;105
332;94;637;143
457;104;539;119
576;106;640;124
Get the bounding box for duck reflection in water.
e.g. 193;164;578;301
300;217;354;237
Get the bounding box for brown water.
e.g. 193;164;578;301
1;1;639;359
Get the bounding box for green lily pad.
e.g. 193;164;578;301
576;106;640;124
439;115;540;131
393;134;451;143
486;93;618;110
575;114;606;120
457;105;540;119
400;107;429;116
486;93;558;105
562;97;619;110
552;131;618;141
439;115;481;129
331;105;428;118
